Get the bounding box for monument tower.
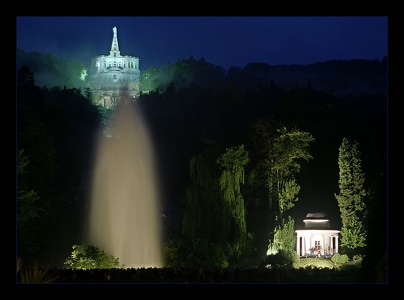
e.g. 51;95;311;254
88;27;140;109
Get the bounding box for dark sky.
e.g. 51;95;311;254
16;16;388;71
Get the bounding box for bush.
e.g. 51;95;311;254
331;253;349;266
63;244;123;270
260;249;298;268
293;257;335;269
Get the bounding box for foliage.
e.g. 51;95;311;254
340;216;367;253
216;144;250;259
63;244;123;270
352;254;364;262
17;66;104;265
178;145;251;268
252;121;314;262
253;120;314;218
261;249;298;268
339;263;362;275
331;253;350;266
17;100;55;260
139;57;226;93
164;238;229;269
163;239;181;268
271;126;315;177
278;179;300;214
139;66;161;92
16;49;88;90
17;149;43;226
335;137;367;252
293;257;336;269
266;216;296;255
182;155;221;241
17;257;59;283
17;64;36;87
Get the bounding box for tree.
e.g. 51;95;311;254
17;64;35;87
216;144;250;258
253;120;314;263
278;179;300;216
17;149;43;260
335;137;367;254
140;66;165;92
266;216;296;255
170;144;250;268
170;154;229;268
182;155;221;241
63;244;123;270
254;121;315;219
17;100;56;263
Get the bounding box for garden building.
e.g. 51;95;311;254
295;212;340;257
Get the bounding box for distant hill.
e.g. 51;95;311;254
16;49;387;98
227;58;387;97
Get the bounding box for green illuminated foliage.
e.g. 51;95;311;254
261;249;298;268
278;179;300;214
266;216;296;255
335;138;367;252
176;145;251;267
140;67;161;92
16;50;88;89
17;149;43;260
217;145;250;256
254;120;314;216
63;244;123;270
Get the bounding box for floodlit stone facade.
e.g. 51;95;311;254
88;27;140;109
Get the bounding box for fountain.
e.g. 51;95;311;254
87;94;163;269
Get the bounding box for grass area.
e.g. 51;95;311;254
294;257;337;269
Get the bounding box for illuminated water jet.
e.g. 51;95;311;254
88;95;163;269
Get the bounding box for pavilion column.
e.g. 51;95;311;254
335;235;339;254
328;235;332;255
296;234;301;256
322;235;325;254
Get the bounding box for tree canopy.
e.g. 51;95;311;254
335;137;367;254
63;244;123;270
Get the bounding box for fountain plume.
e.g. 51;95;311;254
88;94;163;268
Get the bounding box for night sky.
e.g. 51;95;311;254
16;16;388;71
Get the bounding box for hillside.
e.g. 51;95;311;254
16;49;387;98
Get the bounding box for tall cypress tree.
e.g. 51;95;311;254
335;137;367;254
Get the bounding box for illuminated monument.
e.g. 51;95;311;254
88;27;140;109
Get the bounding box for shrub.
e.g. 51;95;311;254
63;244;123;270
331;253;349;266
261;249;298;268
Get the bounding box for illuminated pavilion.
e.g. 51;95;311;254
295;212;340;257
